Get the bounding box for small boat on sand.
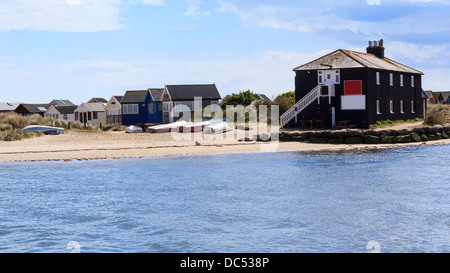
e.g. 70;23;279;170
22;125;65;135
177;121;211;133
146;120;189;133
203;122;232;134
126;125;143;133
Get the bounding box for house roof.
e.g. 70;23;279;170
258;94;272;102
88;97;108;103
0;102;21;111
435;91;450;100
55;105;78;114
18;104;51;113
76;103;105;112
113;96;123;103
121;90;149;104
165;84;222;100
149;88;164;102
49;99;75;106
294;49;424;75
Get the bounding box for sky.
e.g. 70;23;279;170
1;0;450;104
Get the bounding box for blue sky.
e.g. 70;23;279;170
1;0;450;104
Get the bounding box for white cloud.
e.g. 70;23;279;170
184;4;211;17
387;41;449;63
215;0;357;33
0;0;165;32
0;0;123;32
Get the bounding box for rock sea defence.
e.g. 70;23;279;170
247;124;450;144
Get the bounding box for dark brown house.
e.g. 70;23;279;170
281;40;425;129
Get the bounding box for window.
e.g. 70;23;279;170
93;112;98;120
174;101;200;112
318;71;323;84
376;100;381;114
88;112;92;120
400;100;404;114
335;71;340;84
390;73;393;86
75;112;79;121
63;114;68;121
390;100;394;114
111;101;116;105
123;104;138;115
411;75;415;87
400;75;404;87
411;100;415;113
376;72;380;85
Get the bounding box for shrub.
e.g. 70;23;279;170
425;104;449;125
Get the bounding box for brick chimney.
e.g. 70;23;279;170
366;39;385;59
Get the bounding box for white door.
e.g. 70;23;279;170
319;70;340;85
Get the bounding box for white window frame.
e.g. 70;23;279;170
123;104;139;115
411;100;415;113
400;75;404;87
318;71;324;84
390;100;394;114
376;100;381;115
390;73;393;86
411;75;415;87
400;100;404;114
335;70;340;84
376;72;380;85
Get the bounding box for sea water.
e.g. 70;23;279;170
0;145;448;253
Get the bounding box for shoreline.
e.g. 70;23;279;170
1;130;449;163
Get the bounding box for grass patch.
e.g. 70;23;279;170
369;118;423;129
0;129;43;141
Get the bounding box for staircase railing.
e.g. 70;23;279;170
280;85;321;128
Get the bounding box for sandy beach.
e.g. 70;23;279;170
1;124;449;162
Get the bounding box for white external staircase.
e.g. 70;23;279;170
280;85;321;128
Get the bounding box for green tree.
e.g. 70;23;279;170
273;91;295;115
220;90;261;109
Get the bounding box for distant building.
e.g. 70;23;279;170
161;84;222;123
282;39;425;129
15;104;51;116
435;91;450;104
87;98;108;104
44;105;78;121
74;103;106;126
49;99;75;106
258;94;272;102
423;91;436;104
0;102;21;113
121;90;153;126
105;96;123;125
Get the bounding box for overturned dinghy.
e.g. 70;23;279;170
203;122;232;134
126;125;143;133
146;120;188;133
22;125;65;135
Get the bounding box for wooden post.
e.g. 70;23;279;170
68;121;71;130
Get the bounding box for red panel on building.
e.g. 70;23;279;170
344;81;362;95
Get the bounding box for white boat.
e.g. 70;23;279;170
177;121;212;133
22;125;65;135
126;125;143;133
203;122;232;134
146;120;189;133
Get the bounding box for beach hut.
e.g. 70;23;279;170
282;39;425;129
14;104;51;116
0;102;21;113
161;84;222;123
87;97;108;103
44;105;78;121
74;103;106;126
121;89;164;126
105;96;123;125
